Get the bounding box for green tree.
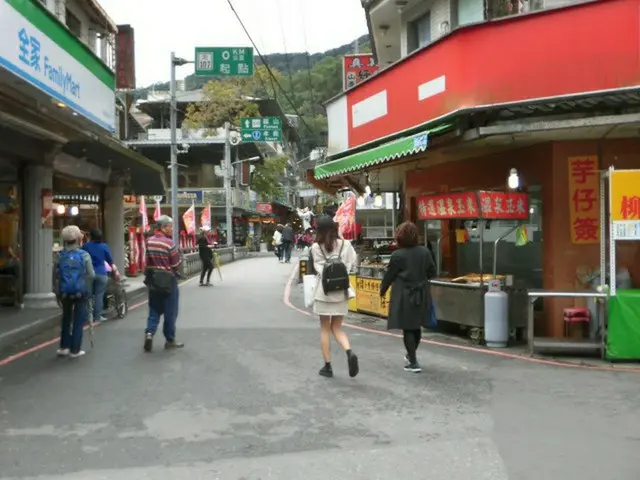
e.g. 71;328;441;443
184;65;284;132
251;155;289;201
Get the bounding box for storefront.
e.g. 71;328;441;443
0;160;21;305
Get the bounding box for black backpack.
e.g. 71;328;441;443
319;241;350;295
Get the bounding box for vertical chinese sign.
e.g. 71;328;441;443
343;54;379;90
568;156;600;244
610;170;640;240
116;25;135;89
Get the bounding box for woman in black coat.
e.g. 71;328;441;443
380;221;436;373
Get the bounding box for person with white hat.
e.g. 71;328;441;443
197;226;214;286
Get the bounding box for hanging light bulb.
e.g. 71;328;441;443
365;185;372;196
508;168;520;189
56;204;66;215
374;194;383;207
70;206;79;216
357;195;365;206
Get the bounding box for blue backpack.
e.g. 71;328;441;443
58;250;88;298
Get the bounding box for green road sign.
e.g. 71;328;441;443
240;117;283;143
194;47;254;76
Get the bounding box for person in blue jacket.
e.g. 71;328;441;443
82;229;115;322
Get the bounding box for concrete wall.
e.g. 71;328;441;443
403;139;640;337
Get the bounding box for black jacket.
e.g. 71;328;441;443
282;225;294;242
197;235;213;260
380;246;436;331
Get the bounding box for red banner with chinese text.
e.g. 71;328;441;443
417;192;529;220
343;54;379;91
477;192;529;220
568;156;600;244
256;203;272;214
417;192;479;220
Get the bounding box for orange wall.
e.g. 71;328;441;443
549;140;640;335
404;139;640;337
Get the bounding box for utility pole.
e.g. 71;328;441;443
169;52;179;246
224;121;233;247
169;52;190;246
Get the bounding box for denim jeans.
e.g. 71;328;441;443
92;274;109;320
60;298;88;354
145;278;179;341
282;241;293;262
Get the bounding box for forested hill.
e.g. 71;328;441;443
136;34;371;151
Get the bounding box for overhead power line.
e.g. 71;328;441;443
225;0;320;144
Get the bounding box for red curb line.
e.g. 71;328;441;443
284;265;640;374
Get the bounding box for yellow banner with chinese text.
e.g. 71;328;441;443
568;156;600;244
610;170;640;222
355;276;390;317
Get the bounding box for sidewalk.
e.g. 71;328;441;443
0;278;147;353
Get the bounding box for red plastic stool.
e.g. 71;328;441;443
563;307;590;338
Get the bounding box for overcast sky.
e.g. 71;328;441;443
98;0;368;87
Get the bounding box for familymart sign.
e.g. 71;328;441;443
0;0;116;132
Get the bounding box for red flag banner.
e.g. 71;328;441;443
201;203;212;230
182;204;196;235
333;196;356;237
139;195;150;231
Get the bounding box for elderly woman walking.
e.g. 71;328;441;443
380;221;436;373
82;228;115;322
55;225;95;358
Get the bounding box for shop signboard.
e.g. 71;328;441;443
417;192;528;220
256;203;273;214
477;192;529;220
343;54;379;91
0;0;116;132
610;170;640;240
194;47;254;76
115;25;135;90
355;277;390;317
417;192;479;220
174;190;203;205
568;156;600;244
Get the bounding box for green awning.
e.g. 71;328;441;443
314;124;453;180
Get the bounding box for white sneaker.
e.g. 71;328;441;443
69;350;86;358
56;348;70;357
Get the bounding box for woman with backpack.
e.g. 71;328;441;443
380;221;436;373
56;225;95;358
82;229;115;322
310;216;359;379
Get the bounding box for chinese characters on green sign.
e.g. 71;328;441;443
240;117;283;142
194;47;254;76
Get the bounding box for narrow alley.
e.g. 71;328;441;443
0;257;638;479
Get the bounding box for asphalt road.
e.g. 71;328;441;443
0;256;639;480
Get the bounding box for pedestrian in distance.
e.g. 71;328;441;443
272;224;284;262
143;216;184;352
380;221;436;373
197;226;214;287
281;222;294;263
310;215;359;378
82;228;115;323
56;225;95;359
